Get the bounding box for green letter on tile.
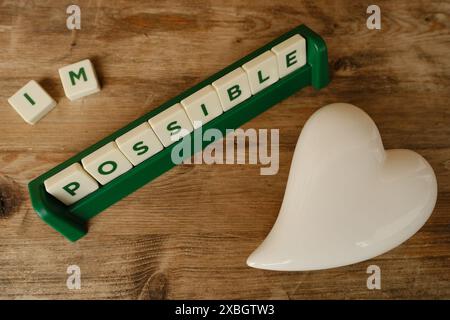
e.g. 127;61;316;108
133;141;149;155
257;70;270;84
201;103;209;116
227;85;241;101
24;93;36;106
286;50;297;68
167;121;182;136
62;182;80;196
69;67;88;86
98;160;117;175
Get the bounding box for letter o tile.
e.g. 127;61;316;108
81;142;133;185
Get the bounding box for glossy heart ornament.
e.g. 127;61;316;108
247;103;437;271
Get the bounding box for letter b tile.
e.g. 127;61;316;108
212;68;251;111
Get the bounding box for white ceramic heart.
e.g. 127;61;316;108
247;103;437;271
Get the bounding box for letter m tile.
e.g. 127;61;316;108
69;68;87;85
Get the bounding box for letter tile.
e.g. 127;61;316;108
148;103;193;147
44;163;99;205
212;68;251;111
271;35;306;78
81;142;133;185
59;59;101;101
116;123;164;166
8;80;56;124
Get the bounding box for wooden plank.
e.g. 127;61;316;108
0;0;449;299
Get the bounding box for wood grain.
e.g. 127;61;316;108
0;0;449;299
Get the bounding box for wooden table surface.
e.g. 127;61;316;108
0;0;449;299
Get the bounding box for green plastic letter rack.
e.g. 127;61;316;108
28;24;330;241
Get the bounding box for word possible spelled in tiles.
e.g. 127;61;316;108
44;34;307;206
59;59;101;101
8;80;56;124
